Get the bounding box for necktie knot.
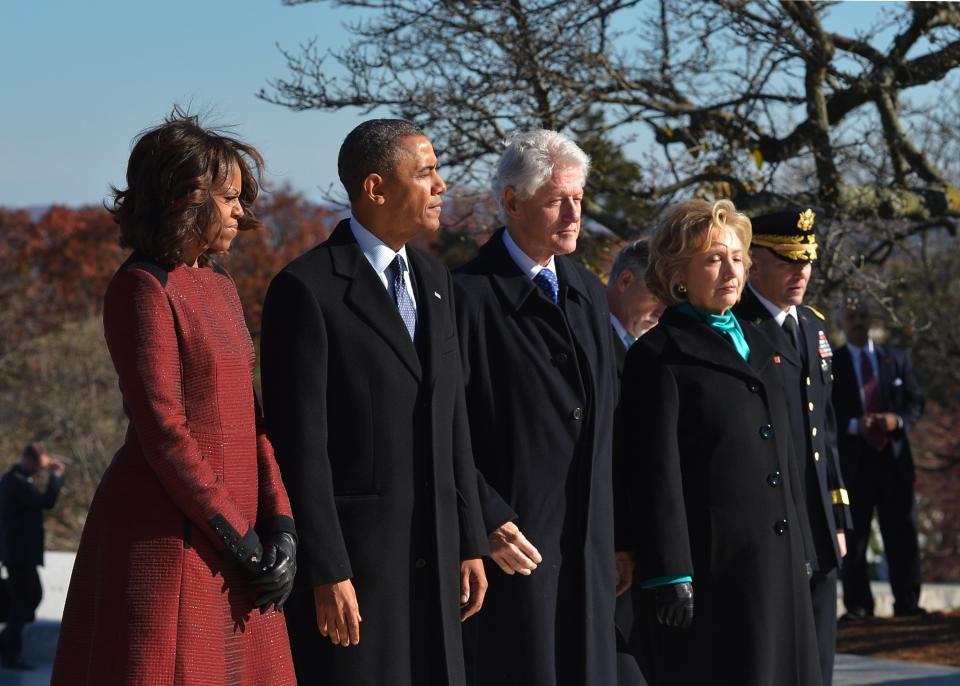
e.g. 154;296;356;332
533;268;559;304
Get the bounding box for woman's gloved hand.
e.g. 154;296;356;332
251;532;297;613
655;581;694;628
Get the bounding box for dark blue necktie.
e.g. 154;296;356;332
533;268;559;304
388;254;416;341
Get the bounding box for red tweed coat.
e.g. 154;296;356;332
52;255;297;686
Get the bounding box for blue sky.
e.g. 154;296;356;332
1;1;906;207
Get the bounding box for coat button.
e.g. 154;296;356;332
415;558;427;569
759;424;774;440
806;376;811;386
572;407;584;420
767;471;781;487
773;520;789;535
808;402;815;412
747;382;760;393
553;352;569;364
811;427;818;437
814;451;820;462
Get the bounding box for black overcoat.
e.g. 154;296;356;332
260;220;488;686
0;466;63;567
619;307;822;686
734;289;853;571
453;229;618;686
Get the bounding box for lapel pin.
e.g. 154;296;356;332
434;291;442;300
773;355;781;364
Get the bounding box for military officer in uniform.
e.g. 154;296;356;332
734;208;853;686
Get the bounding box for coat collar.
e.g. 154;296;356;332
327;219;423;380
735;286;803;368
477;228;593;313
659;306;774;379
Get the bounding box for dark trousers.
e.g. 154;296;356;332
810;568;837;686
0;563;42;663
842;453;922;615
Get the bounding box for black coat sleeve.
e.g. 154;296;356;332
5;472;63;511
261;270;353;586
896;349;925;433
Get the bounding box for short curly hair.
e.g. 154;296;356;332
646;199;753;306
110;107;265;268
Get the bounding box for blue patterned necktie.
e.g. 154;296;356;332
533;268;559;304
388;254;417;341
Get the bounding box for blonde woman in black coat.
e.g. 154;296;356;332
619;199;821;686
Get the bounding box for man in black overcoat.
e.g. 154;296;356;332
453;130;619;686
606;240;662;685
733;208;853;686
0;441;65;670
833;297;925;618
261;119;488;686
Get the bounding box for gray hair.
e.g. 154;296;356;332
338;119;426;201
491;129;591;219
609;239;652;282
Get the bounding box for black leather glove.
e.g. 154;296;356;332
655;582;694;628
251;532;297;612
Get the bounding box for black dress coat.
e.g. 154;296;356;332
0;465;63;567
260;220;488;686
619;307;822;686
453;229;618;686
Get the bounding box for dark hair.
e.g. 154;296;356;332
609;239;652;282
22;441;46;462
338;119;425;201
110;106;265;268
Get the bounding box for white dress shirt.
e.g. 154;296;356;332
503;228;557;281
748;283;798;328
350;216;417;310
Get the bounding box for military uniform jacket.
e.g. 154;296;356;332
734;288;853;571
260;220;488;686
619;307;821;686
453;229;618;686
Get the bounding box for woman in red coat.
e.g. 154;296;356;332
52;110;298;686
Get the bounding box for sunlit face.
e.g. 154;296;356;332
205;164;243;255
749;247;812;310
505;166;584;266
617;269;665;337
380;135;446;238
681;226;745;315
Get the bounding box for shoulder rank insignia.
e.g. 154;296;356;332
818;330;833;358
805;305;826;320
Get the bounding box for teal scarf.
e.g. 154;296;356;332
676;301;751;361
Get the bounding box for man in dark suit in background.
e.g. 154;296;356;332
733;208;853;686
454;129;620;686
833;297;925;619
0;441;65;670
606;239;662;669
261;119;488;686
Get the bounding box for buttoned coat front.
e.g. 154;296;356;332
260;220;488;686
453;229;619;686
619;307;822;686
734;289;853;571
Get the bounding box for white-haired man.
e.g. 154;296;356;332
453;130;621;686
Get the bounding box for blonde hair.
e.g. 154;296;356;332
646;199;753;306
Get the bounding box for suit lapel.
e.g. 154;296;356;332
328;220;423;380
737;287;801;368
875;343;893;408
407;248;446;385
